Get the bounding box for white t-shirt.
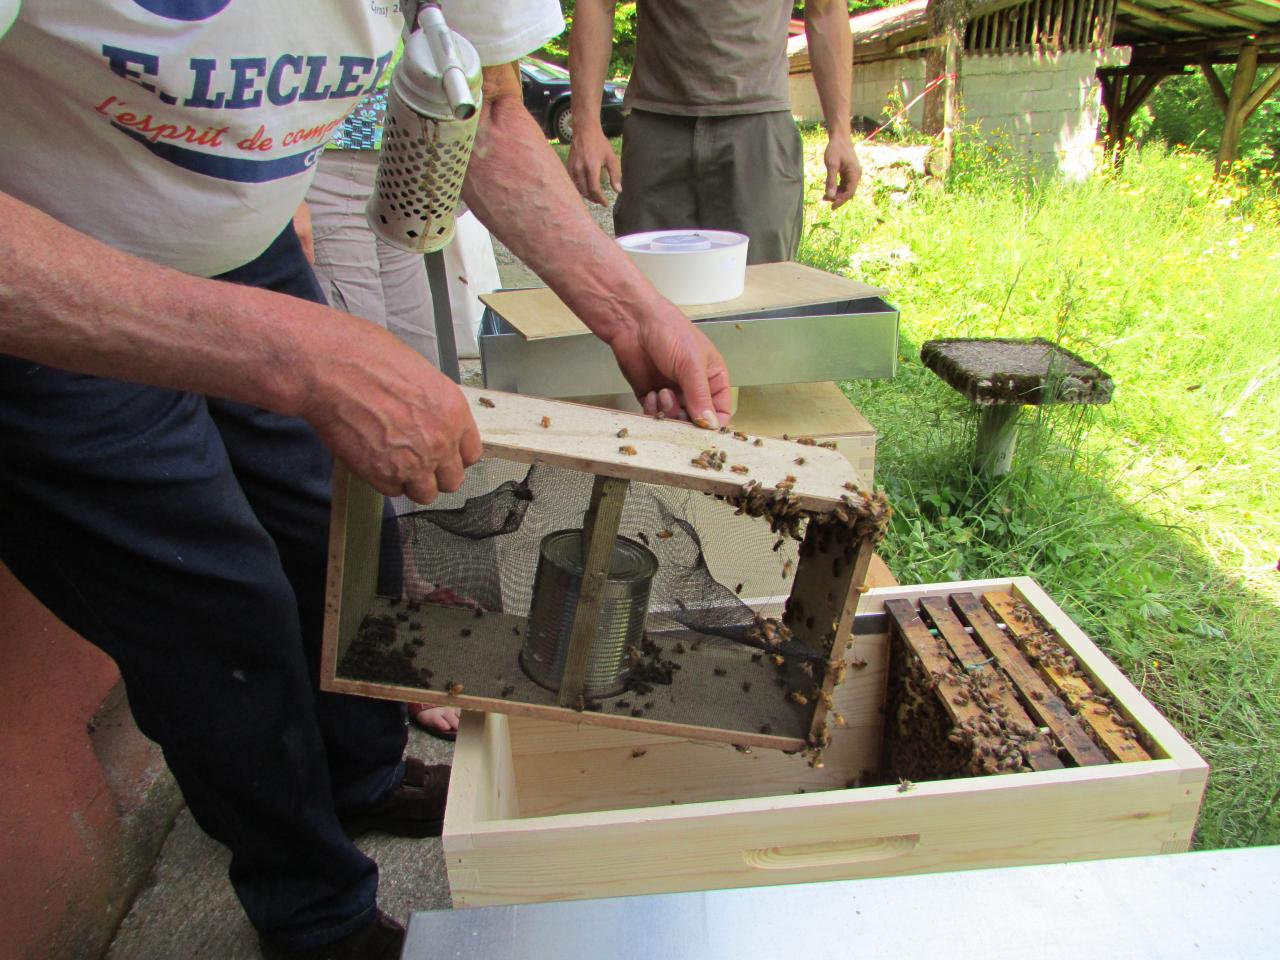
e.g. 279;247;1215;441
0;1;563;277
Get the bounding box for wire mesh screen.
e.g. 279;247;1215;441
336;462;819;739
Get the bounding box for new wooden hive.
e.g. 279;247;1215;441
442;577;1206;906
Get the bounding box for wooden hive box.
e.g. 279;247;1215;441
442;577;1207;907
321;385;888;753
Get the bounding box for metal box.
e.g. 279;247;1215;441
477;262;899;398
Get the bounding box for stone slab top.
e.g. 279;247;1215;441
920;337;1114;407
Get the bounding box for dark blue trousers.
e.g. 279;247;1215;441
0;227;407;951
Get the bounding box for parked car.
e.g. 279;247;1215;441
519;57;626;144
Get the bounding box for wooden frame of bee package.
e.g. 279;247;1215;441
441;576;1207;908
320;386;890;753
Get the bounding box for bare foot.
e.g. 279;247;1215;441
409;704;460;738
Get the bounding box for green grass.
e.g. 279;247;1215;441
796;134;1280;849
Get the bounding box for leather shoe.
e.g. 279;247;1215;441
259;909;404;960
341;757;450;839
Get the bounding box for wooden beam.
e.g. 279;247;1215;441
1200;55;1230;112
556;474;629;706
918;597;1064;772
1219;41;1260;170
979;593;1152;763
1118;71;1170;126
1116;0;1213;32
1162;0;1267;30
1243;64;1280;119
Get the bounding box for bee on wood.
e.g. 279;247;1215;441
619;445;638;455
713;667;727;677
733;744;752;754
500;684;515;697
478;397;495;408
730;464;749;474
831;711;846;728
759;723;772;735
897;778;915;793
447;681;464;696
733;431;749;441
540;416;552;428
655;411;665;420
656;529;674;540
734;322;744;330
616;427;629;438
788;689;809;706
753;438;764;447
719;425;730;434
794;457;806;466
631;748;647;758
781;559;793;578
693;417;713;429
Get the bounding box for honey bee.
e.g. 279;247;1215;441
617;427;629;438
619;445;638;455
788;690;809;705
631;748;647;758
656;529;674;540
897;778;915;793
447;681;464;696
693;417;713;429
540;416;552;428
477;397;495;408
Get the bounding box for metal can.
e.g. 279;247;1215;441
521;530;658;699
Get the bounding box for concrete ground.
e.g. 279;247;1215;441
103;729;454;960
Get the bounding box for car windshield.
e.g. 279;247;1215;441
521;58;570;82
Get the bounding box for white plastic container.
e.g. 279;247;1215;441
617;230;749;305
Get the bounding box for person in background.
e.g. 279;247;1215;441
568;0;861;264
0;2;730;958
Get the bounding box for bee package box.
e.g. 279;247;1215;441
321;385;889;753
442;577;1207;907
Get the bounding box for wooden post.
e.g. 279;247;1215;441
924;0;970;180
1218;42;1259;173
556;474;629;706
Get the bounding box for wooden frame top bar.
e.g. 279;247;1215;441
464;386;876;513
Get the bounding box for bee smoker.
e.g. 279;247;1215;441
366;3;482;254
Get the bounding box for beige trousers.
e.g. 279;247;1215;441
306;149;500;361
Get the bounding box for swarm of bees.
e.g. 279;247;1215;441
690;447;727;471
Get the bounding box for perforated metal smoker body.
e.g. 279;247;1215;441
368;89;478;253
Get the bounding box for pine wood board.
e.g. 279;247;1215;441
982;591;1153;763
464;386;872;512
883;599;1007;752
917;596;1063;772
943;591;1108;767
481;261;887;341
731;381;874;440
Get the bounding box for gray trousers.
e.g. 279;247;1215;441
614;109;804;265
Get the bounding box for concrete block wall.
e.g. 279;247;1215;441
791;47;1131;181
